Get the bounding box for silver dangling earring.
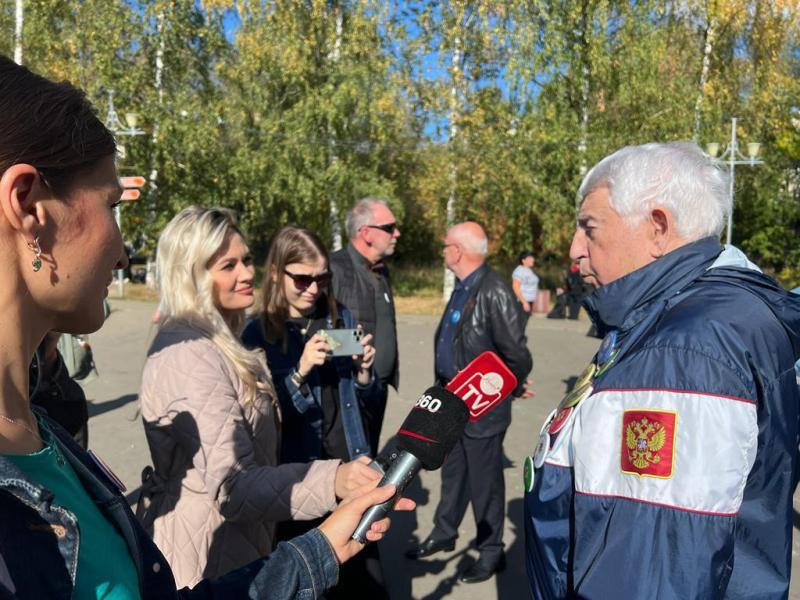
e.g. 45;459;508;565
27;237;42;272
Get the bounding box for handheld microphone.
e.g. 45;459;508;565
351;386;468;542
351;352;518;543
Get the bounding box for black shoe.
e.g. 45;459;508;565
404;536;456;559
458;554;506;584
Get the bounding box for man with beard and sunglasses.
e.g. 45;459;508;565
330;198;401;457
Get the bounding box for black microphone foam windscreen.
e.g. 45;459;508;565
396;386;469;470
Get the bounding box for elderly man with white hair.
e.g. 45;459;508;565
524;142;800;599
406;221;533;584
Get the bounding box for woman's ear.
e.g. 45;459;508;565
0;164;47;239
269;264;278;282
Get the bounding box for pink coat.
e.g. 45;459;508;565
137;324;339;587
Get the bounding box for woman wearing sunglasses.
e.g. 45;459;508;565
137;208;403;589
242;226;387;598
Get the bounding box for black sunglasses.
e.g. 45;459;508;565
284;270;332;291
365;222;398;234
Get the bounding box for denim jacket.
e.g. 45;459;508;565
242;305;378;463
0;412;338;599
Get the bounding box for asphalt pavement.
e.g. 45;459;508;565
82;299;800;599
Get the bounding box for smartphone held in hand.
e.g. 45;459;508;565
320;329;365;357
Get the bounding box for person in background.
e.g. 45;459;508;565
565;263;587;319
0;55;410;598
329;198;400;456
243;225;388;599
512;250;539;326
137;207;393;588
547;263;587;320
29;332;90;448
406;222;533;584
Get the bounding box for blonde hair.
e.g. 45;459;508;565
156;206;266;405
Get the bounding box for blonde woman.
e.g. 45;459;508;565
137;207;386;587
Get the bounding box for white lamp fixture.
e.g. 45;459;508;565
705;118;765;245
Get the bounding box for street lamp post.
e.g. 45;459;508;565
705;117;764;246
105;90;145;297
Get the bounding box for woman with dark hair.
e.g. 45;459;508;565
512;250;539;325
242;226;387;598
0;55;410;598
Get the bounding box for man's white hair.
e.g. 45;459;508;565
451;225;488;256
578;142;731;240
345;197;389;239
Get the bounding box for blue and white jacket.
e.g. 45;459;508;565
525;237;800;599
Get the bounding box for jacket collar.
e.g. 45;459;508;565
453;264;490;337
346;242;365;265
583;236;724;333
456;263;487;291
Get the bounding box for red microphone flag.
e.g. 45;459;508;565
446;351;518;422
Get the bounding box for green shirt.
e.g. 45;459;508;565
5;424;140;599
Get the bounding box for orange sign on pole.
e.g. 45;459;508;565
120;176;146;188
120;189;140;201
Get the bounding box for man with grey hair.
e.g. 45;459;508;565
406;221;532;584
524;142;800;599
330;197;401;456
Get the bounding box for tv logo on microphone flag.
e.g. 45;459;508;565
446;352;517;421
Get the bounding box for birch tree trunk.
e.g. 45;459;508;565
328;4;344;251
578;63;589;179
146;7;166;288
576;0;590;189
14;0;23;65
692;14;716;141
443;29;462;301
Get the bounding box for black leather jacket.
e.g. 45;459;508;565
435;265;533;438
329;244;399;389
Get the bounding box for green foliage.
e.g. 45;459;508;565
391;263;443;296
5;0;799;282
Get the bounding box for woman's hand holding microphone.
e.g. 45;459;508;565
319;480;416;564
295;327;408;567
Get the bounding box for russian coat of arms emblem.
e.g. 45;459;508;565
620;410;677;478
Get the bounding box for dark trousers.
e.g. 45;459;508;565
521;306;532;329
548;294;581;320
362;384;389;456
431;432;506;562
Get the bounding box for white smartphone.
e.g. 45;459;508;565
319;329;365;357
